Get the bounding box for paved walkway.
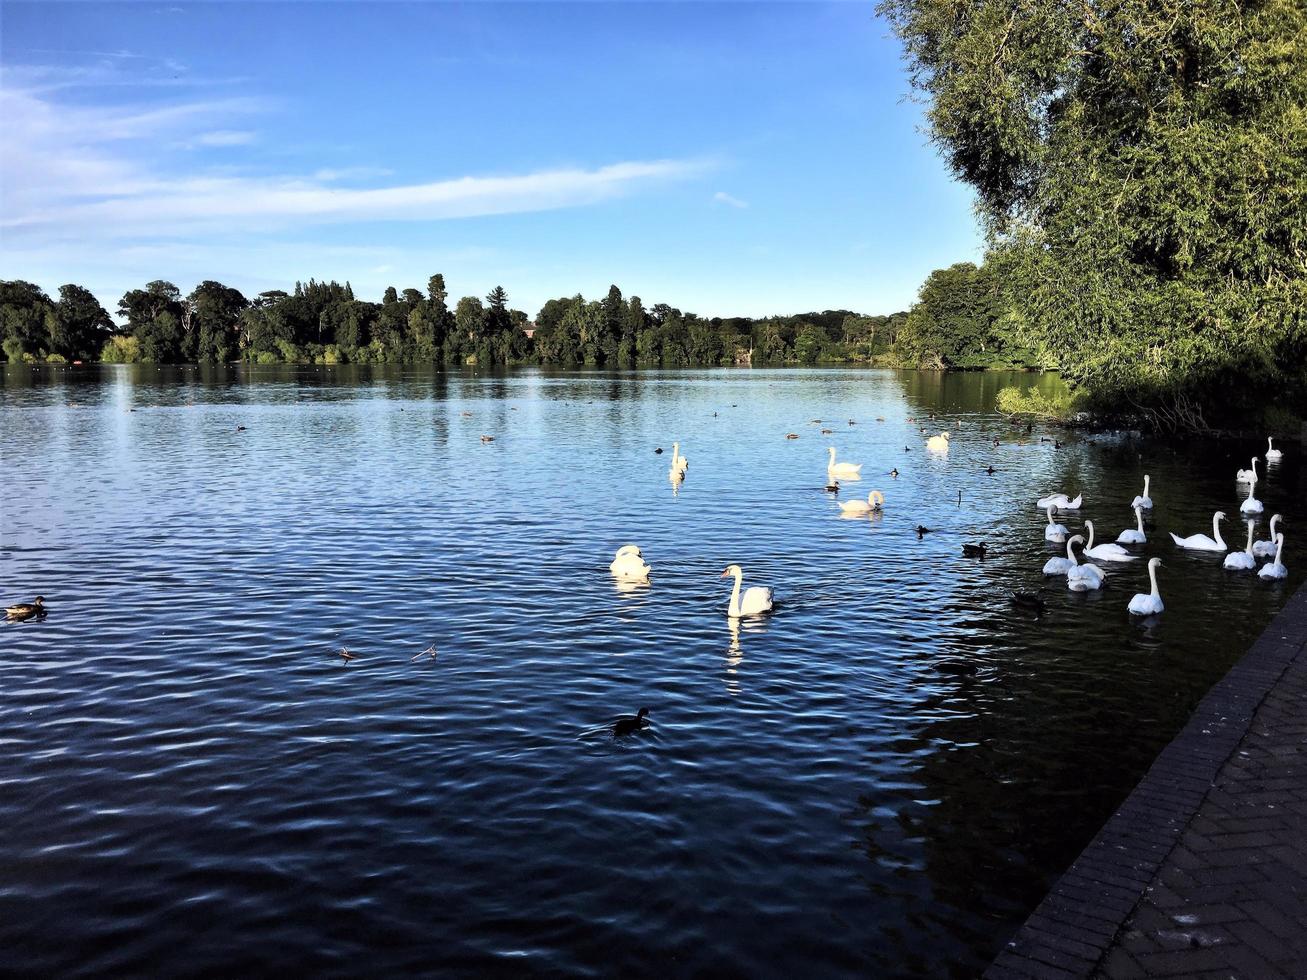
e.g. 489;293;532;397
987;586;1307;979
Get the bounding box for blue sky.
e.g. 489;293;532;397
0;2;981;319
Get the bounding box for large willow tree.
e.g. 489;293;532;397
881;0;1307;429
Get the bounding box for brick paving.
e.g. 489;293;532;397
986;586;1307;979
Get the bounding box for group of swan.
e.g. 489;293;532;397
608;547;775;618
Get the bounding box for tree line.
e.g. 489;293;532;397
0;271;1044;371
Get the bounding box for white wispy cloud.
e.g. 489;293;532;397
0;77;711;243
713;190;748;209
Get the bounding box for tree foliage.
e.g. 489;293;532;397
881;0;1307;427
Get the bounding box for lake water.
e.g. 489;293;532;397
2;365;1299;977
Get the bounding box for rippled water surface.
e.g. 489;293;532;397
2;365;1300;977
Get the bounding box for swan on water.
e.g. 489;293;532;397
1043;534;1083;576
1170;511;1227;551
669;442;689;476
1236;457;1259;484
1036;492;1083;510
1265;437;1283;461
1044;506;1068;543
609;545;651;581
721;564;774;618
1253;514;1282;558
1067;560;1106;591
1128;558;1165;615
1131;475;1153;510
1240;484;1264;515
1083;521;1137;562
839;490;884;515
1117;506;1147;544
1259;534;1288;580
926;432;950;452
1223;521;1258;571
827;447;863;479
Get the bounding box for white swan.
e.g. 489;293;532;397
827;446;863;479
669;441;689;475
1240;484;1264;515
1083;520;1137;562
1068;560;1106;591
839;489;884;514
609;545;651;581
1036;492;1083;510
1259;534;1287;580
1236;456;1258;484
1116;506;1146;544
1044;505;1068;543
1170;511;1227;551
926;432;950;452
1253;514;1282;558
1265;437;1283;461
1131;474;1153;510
1043;534;1083;576
1223;521;1257;571
721;563;774;617
1128;558;1164;615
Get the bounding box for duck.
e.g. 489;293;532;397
4;596;46;621
1044;535;1084;576
985;465;998;475
1036;492;1083;510
1128;558;1165;615
721;564;774;618
480;435;495;443
1259;534;1288;580
1116;506;1147;544
1131;475;1153;509
821;428;833;435
915;525;931;537
827;447;863;479
1265;436;1283;461
926;432;951;452
654;447;664;455
609;545;651;581
1044;506;1068;543
1083;521;1137;562
824;480;840;493
839;490;885;515
1236;456;1259;484
786;433;799;440
1010;590;1046;614
961;543;988;558
1253;514;1283;558
889;468;899;479
1223;521;1258;571
613;707;650;737
1171;511;1227;551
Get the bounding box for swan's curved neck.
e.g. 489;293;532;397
1245;521;1255;553
1270;514;1280;538
1066;538;1078;564
1143;475;1150;496
1268;437;1275;451
1135;508;1144;532
1275;537;1284;564
1085;522;1095;550
1213;514;1226;547
672;442;680;465
729;568;743;615
1148;561;1160;597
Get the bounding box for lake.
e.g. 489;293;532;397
1;364;1299;977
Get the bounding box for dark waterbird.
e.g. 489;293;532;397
613;707;650;737
654;447;664;454
933;660;977;678
916;525;931;538
1010;590;1046;615
236;425;246;432
961;543;988;559
824;480;840;493
985;465;998;475
5;596;46;621
890;468;899;478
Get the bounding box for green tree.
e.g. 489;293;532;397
186;281;247;364
881;0;1307;427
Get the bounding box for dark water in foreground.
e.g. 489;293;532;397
2;365;1300;977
